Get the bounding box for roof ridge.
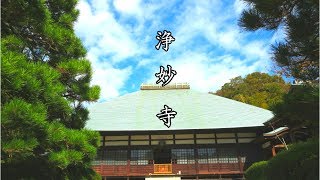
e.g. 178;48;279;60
140;83;190;90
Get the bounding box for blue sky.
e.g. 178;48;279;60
74;0;286;102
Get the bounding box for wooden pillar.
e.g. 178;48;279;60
102;135;106;178
127;135;131;176
193;131;199;175
102;135;106;161
127;159;130;176
271;146;276;157
235;132;243;173
214;132;221;172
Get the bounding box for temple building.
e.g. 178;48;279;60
86;83;275;180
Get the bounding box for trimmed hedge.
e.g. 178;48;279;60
245;161;268;180
265;138;319;180
245;138;319;180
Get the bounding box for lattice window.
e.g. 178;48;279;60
218;148;238;163
105;150;127;165
240;156;246;163
130;149;153;165
92;148;103;165
198;148;218;164
172;149;195;164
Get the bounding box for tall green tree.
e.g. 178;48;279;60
215;72;290;110
238;0;319;81
2;0;101;179
238;0;319;138
271;84;319;136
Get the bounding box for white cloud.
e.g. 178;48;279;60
217;28;241;50
91;65;132;100
75;0;141;62
173;1;251;54
146;52;261;93
113;0;142;16
242;41;270;61
91;0;110;13
75;0;141;100
233;0;247;16
75;0;276;101
270;26;287;43
136;0;273;93
87;48;133;100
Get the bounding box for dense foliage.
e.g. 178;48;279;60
239;0;319;135
239;0;319;81
215;72;290;110
271;84;319;136
266;138;319;180
1;0;101;179
239;1;319;179
245;161;268;180
245;139;319;180
237;0;319;136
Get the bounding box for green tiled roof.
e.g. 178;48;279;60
86;88;274;131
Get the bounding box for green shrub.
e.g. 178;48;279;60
245;161;268;180
265;138;319;180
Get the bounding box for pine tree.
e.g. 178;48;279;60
238;0;319;81
2;0;101;179
238;0;319;138
271;84;319;136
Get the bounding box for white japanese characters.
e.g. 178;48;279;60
155;30;175;52
156;105;177;128
155;65;177;87
154;30;177;128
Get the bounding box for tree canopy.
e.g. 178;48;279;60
271;84;319;136
2;0;101;179
238;0;319;81
238;0;319;137
237;1;318;178
215;72;290;110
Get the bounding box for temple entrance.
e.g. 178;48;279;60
153;147;171;164
154;148;171;164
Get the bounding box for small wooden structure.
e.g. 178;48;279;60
262;126;290;157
